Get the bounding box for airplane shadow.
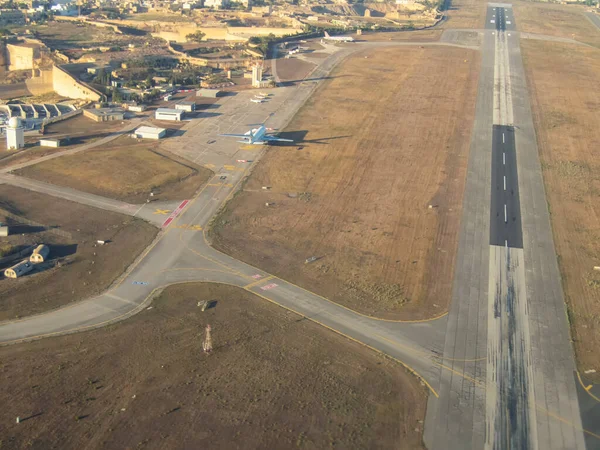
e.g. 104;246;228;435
269;130;351;146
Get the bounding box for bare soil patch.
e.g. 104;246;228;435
514;1;600;47
15;137;212;204
0;283;427;449
211;46;479;319
0;185;157;321
275;57;316;83
522;39;600;381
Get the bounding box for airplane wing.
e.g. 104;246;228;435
264;136;294;142
220;133;250;138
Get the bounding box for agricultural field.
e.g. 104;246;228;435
514;1;600;47
522;39;600;381
0;283;426;449
16;136;212;204
211;45;479;320
0;185;157;321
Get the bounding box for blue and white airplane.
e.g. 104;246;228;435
219;115;294;145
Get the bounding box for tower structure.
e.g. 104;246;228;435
203;324;213;354
6;117;24;151
251;65;263;88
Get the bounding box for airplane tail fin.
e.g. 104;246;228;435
324;31;330;38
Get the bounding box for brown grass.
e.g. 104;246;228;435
16;138;212;203
0;185;157;321
439;0;486;30
514;1;600;47
359;29;443;41
522;39;600;381
0;283;427;449
211;46;479;319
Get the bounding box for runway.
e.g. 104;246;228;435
428;4;587;449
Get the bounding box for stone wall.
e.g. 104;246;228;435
6;44;40;71
24;68;54;95
52;65;102;101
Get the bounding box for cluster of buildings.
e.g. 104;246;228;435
4;244;50;279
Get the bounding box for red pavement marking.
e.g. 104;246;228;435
260;283;278;291
162;200;189;228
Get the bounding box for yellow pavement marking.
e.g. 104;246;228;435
223;165;244;172
224;183;234;188
204;164;216;169
207;183;223;187
244;275;275;289
153;209;170;215
577;371;600;403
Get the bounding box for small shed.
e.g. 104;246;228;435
39;138;62;148
134;126;166;140
175;101;196;112
128;104;147;112
155;108;183;121
0;222;8;237
4;260;33;278
30;244;49;263
197;88;222;98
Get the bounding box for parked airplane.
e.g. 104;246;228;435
219;115;294;145
250;98;265;103
323;31;355;42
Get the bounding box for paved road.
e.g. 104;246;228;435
586;12;600;30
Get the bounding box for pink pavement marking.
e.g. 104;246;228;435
162;200;189;228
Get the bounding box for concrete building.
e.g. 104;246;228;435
30;244;49;263
155;108;183;121
133;126;166;140
83;108;125;122
175;101;196;112
6;117;25;151
128;104;147;112
204;0;229;9
197;88;222;98
4;260;34;278
39;138;62;147
0;223;8;237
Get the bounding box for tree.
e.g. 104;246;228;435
185;31;206;43
112;87;123;103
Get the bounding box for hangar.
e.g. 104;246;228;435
155;108;183;121
134;126;166;140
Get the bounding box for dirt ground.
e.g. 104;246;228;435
0;115;126;170
15;136;212;204
0;283;427;449
211;46;479;319
275;57;316;83
439;0;486;30
514;1;600;47
359;29;443;42
0;185;157;321
522;40;600;381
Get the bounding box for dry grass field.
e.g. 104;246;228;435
359;29;443;41
522;40;600;381
514;1;600;47
440;0;486;30
0;116;126;170
16;138;212;203
211;46;479;319
0;185;157;321
275;57;316;83
0;283;426;449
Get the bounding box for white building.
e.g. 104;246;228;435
155;108;184;121
175;101;196;112
204;0;229;8
39;138;61;148
6;117;24;150
134;126;167;140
